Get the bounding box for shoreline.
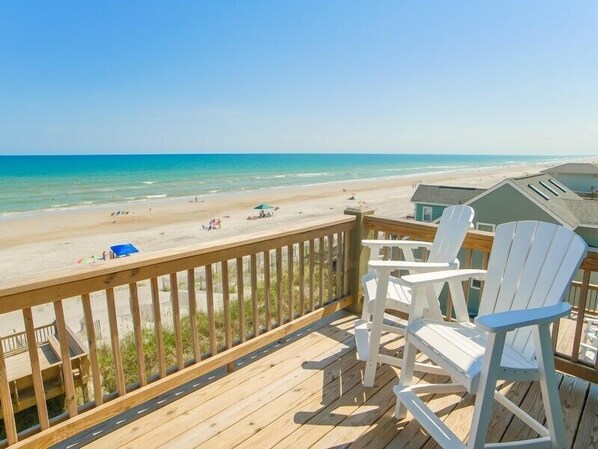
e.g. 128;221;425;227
2;157;596;282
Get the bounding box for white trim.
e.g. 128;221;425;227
578;224;598;229
464;180;571;228
476;222;496;232
412;201;453;208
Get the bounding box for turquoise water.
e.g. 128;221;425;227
0;154;560;216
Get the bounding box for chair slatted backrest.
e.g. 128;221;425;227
479;221;587;360
427;205;475;264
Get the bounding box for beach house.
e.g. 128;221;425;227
542;162;598;195
464;173;598;247
410;184;485;222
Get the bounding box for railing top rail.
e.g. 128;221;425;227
0;216;356;314
364;215;598;271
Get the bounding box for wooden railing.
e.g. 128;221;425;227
364;215;598;384
0;216;356;448
0;324;56;356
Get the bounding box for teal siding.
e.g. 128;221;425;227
575;227;598;248
469;184;559;227
415;203;446;222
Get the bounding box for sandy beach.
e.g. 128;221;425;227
4;158;595;284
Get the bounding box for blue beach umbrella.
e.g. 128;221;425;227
110;243;139;258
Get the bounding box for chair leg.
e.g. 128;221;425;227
394;337;417;420
534;324;566;449
468;332;505;449
363;270;391;388
363;295;384;387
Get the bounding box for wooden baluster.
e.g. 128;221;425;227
343;230;350;296
81;294;103;406
106;288;126;395
326;234;333;304
170;273;184;370
335;232;342;299
263;250;272;331
150;278;167;378
236;258;246;342
276;247;283;325
53;300;78;417
299;242;305;316
551;319;561;351
251;254;259;337
309;240;315;311
221;261;233;371
445;290;453;321
318;237;324;307
129;283;147;386
0;338;17;444
462;249;474;305
187;269;201;363
572;270;591;363
288;245;294;320
23;307;50;429
206;265;217;356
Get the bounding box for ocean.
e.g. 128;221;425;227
0;153;561;216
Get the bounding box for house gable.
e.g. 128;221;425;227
467;183;561;227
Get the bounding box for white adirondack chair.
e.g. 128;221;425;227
394;221;587;449
355;205;474;387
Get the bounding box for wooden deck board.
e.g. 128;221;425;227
83;311;598;449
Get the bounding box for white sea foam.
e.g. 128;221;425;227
295;172;328;177
145;194;167;199
142;181;155;185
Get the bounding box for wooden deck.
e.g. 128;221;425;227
66;311;597;449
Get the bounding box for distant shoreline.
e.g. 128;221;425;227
0;154;572;219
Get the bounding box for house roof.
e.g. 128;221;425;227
410;184;486;206
467;173;598;228
542;163;598;176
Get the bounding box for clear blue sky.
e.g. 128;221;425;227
0;1;596;155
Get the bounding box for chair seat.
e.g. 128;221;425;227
363;273;412;313
408;319;538;391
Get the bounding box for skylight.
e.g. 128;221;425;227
528;184;550;200
548;178;567;193
539;180;559;196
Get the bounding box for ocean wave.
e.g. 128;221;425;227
142;181;155;185
295;172;328;177
145;194;167;199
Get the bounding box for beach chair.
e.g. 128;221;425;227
394;221;587;449
355;205;474;387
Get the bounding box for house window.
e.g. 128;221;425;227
476;222;495;232
471;279;482;290
422;206;433;222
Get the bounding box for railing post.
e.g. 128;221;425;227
344;206;374;314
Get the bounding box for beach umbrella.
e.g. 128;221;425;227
253;203;274;210
110;243;139;258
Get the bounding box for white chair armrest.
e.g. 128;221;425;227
400;269;487;288
368;260;458;273
475;303;572;334
362;239;434;250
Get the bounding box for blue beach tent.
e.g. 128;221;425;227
110;243;139;258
